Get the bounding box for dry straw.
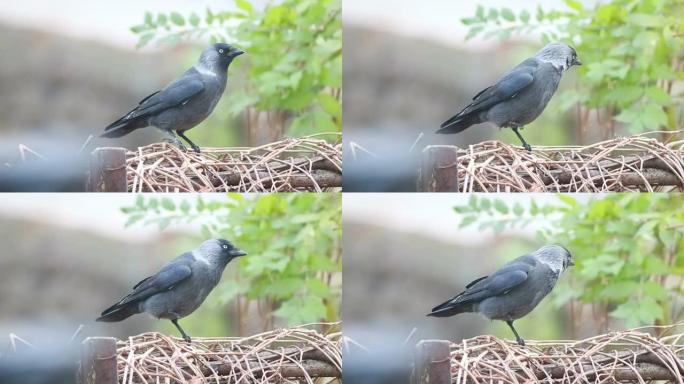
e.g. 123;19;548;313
126;134;341;193
450;323;684;383
117;323;341;384
457;131;684;192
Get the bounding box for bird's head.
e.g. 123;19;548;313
534;244;574;275
199;43;245;71
199;239;247;264
535;43;581;72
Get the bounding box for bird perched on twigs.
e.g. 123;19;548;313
101;43;244;153
437;43;581;151
427;245;574;346
96;239;247;342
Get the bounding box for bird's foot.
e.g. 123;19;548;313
190;145;201;154
516;338;525;346
183;335;192;343
523;143;532;152
162;138;188;152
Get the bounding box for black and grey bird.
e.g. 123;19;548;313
427;245;574;346
101;43;244;153
96;239;247;342
437;43;581;151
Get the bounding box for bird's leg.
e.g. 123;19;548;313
171;319;191;342
161;131;188;151
511;127;532;152
176;131;201;154
506;320;525;346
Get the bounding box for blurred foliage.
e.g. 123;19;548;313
455;194;684;329
131;0;342;138
463;0;683;135
121;193;341;327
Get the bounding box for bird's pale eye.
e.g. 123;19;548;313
222;244;228;249
219;49;224;54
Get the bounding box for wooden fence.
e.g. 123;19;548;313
411;330;684;383
77;336;341;384
86;142;342;192
418;137;684;192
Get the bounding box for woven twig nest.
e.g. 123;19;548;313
126;134;341;192
457;131;684;192
450;324;684;383
117;323;341;383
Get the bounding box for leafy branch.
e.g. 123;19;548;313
455;194;684;329
121;193;341;327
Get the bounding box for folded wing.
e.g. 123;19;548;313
437;59;538;134
96;257;193;322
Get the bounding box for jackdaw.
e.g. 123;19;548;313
96;239;247;342
427;245;574;346
101;43;245;153
437;43;581;151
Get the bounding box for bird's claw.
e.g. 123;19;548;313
191;145;201;154
516;338;526;346
523;144;532;152
162;138;187;152
183;336;192;343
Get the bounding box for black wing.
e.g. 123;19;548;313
428;257;533;316
437;58;538;133
104;69;205;131
98;256;193;319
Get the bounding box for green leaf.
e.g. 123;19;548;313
144;11;155;26
486;8;499;21
125;214;144;227
645;87;671;106
642;104;668;129
476;5;485;19
170;12;185;26
235;0;254;14
459;216;477;228
136;33;155;48
627;13;662;28
564;0;583;12
493;199;509;214
557;194;578;207
513;203;524;216
188;12;200;27
180;200;191;214
519;10;530;23
318;93;341;119
465;25;484;40
501;8;515;22
161;198;175;211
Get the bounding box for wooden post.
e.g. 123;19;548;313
79;337;117;384
414;340;451;384
418;146;459;192
88;147;127;192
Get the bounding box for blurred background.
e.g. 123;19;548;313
0;0;341;190
0;193;341;349
343;0;684;191
343;193;684;355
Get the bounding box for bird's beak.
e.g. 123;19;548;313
568;259;575;267
232;49;245;57
230;249;248;257
573;58;582;66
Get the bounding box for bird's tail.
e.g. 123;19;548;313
436;112;481;134
101;115;147;139
426;298;470;317
96;302;140;322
